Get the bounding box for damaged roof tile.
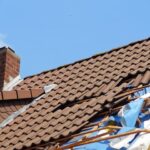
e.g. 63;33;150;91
0;37;150;150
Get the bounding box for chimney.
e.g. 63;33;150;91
0;47;20;90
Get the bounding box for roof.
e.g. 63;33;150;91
0;99;32;124
0;37;150;150
0;86;55;124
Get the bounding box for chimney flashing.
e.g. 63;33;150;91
3;75;22;91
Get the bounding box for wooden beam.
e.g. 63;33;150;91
82;116;109;139
115;84;150;99
59;129;150;150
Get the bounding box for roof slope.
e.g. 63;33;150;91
0;38;150;150
0;100;32;124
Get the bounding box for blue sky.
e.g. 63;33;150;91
0;0;150;77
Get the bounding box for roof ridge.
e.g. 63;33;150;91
24;36;150;79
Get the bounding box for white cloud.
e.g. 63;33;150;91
0;33;8;47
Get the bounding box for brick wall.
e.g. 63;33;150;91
0;47;20;90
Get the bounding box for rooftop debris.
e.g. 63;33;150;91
59;86;150;150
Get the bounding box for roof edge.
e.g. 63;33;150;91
24;36;150;79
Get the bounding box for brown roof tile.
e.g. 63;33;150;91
0;88;45;124
0;100;32;124
0;37;150;149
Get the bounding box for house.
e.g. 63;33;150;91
0;37;149;150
